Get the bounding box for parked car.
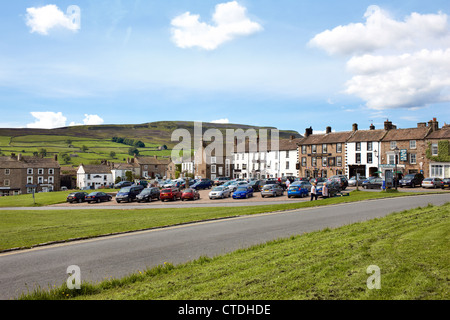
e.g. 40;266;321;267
309;177;326;185
248;180;264;192
263;179;281;186
116;185;144;203
232;186;254;199
209;186;231;199
114;181;132;189
191;179;213;190
329;175;348;190
287;183;309;198
225;181;249;192
136;187;160;202
361;178;383;189
214;177;230;185
316;181;341;197
261;184;284;197
86;192;112;203
442;178;450;189
348;176;367;187
181;188;200;201
66;192;88;203
422;177;444;189
399;173;424;188
160;188;182;201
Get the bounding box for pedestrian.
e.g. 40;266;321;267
322;183;329;198
310;183;318;201
286;179;290;188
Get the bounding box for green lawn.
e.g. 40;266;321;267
19;202;450;300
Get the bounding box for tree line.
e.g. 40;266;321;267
112;137;146;148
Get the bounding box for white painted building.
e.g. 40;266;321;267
77;164;114;189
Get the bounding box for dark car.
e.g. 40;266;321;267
66;192;88;203
362;178;383;189
181;188;200;201
191;179;213;190
399;173;424;188
214;177;230;186
116;185;144;203
86;192;112;203
160;188;182;201
316;181;340;197
329;175;348;190
248;180;263;192
136;187;160;202
114;181;132;189
442;178;450;189
310;177;327;185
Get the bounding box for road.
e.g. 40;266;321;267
0;193;448;300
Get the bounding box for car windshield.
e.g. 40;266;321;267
263;185;273;190
289;186;298;189
213;187;224;191
161;189;172;193
68;193;77;196
140;189;151;194
404;174;415;179
119;187;131;193
236;187;247;191
184;189;193;193
89;192;100;196
424;178;433;181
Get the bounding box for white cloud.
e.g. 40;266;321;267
171;1;263;50
26;4;80;35
70;114;104;126
27;112;67;129
309;6;450;110
210;118;230;124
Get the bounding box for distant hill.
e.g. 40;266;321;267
0;121;302;166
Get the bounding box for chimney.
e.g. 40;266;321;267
11;153;16;159
428;118;439;131
127;157;130;164
417;122;426;128
326;126;332;134
290;135;294;140
53;154;58;162
370;124;375;130
17;153;23;161
352;123;358;131
384;120;394;130
305;127;313;137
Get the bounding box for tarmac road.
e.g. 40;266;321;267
0;193;448;299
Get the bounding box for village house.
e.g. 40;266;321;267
194;141;233;180
297;126;353;179
110;159;140;182
0;153;60;196
77;163;114;189
424;121;450;179
134;156;172;179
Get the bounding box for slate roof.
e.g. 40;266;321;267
0;155;60;169
382;127;431;141
298;131;355;145
347;129;388;142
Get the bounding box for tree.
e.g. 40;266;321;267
81;145;88;152
128;147;139;156
125;171;133;182
110;151;116;159
38;148;47;157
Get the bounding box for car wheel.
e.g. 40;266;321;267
78;198;83;203
97;198;101;203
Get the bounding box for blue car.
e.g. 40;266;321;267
232;186;254;199
287;184;309;198
191;179;213;190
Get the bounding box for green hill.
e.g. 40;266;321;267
0;121;301;167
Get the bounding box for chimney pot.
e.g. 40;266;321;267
352;123;358;131
326;126;332;134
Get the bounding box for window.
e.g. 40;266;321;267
301;146;307;154
410;153;416;164
410;140;416;149
38;176;44;184
328;157;335;166
286;161;289;169
286;151;289;158
322;144;327;153
312;145;317;153
431;165;443;177
38;168;44;175
388;154;396;165
336;156;342;167
211;165;216;174
336;143;342;153
367;153;373;164
210;157;217;164
5;169;10;175
27;176;33;184
367;142;373;151
49;176;54;184
312;157;317;167
302;157;307;167
4;179;10;187
390;141;397;150
27;168;33;175
356;153;361;164
431;143;438;156
356;142;361;151
322;157;327;167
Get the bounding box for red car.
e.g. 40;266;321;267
181;188;200;201
159;188;182;201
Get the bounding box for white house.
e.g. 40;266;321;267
77;164;114;189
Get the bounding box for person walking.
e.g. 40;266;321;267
322;183;329;199
310;183;317;201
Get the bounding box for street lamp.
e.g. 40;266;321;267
394;147;399;190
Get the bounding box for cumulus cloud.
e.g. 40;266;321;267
26;4;80;35
27;112;67;129
171;1;262;50
70;114;105;126
210;118;230;124
309;5;450;110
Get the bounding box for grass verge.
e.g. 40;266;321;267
20;202;450;300
0;190;438;251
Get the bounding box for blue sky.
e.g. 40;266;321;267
0;0;449;134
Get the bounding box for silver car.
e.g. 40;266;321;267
422;177;444;188
261;184;284;197
209;186;231;199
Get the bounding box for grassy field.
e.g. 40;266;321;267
0;190;443;251
19;202;450;300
